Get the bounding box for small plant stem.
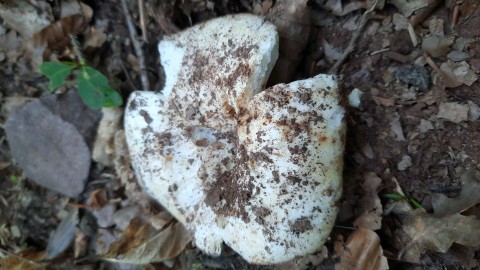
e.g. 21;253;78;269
138;0;148;42
69;35;86;66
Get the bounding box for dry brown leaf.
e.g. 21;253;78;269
335;228;389;270
432;170;480;217
0;249;47;270
353;172;383;230
100;217;191;264
398;209;480;263
83;26;107;49
0;162;10;171
33;1;93;55
437;102;469;123
372;96;395;107
87;189;109;209
439;61;478;87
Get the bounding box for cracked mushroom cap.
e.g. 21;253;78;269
124;14;345;264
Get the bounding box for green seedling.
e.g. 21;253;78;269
8;175;19;184
39;61;122;110
383;193;423;209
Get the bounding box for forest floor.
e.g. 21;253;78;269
1;0;480;269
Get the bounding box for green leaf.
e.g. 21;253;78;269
39;62;77;91
409;198;423;209
383;193;407;200
77;67;122;109
101;87;123;107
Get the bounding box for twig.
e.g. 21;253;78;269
120;0;150;90
138;0;148;42
451;3;460;29
328;0;379;74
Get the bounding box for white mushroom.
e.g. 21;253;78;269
124;14;345;264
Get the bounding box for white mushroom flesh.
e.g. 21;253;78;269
124;14;345;264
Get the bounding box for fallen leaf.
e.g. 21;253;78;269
33;1;93;55
389;114;406;141
432;170;480;217
0;162;10;171
417;119;434;133
353;173;383;230
0;249;47;270
390;0;428;16
398;209;480;263
100;217;192;264
372;96;395;107
397;155;412;171
335;228;389;270
47;208;79;259
447;50;470;62
437;102;469;123
440;61;478;88
87;188;109;209
60;0;91;18
74;229;88;259
422;35;454;58
83;26;107;49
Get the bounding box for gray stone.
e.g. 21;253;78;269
4;99;91;197
40;91;102;149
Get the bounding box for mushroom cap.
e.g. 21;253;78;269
124;14;345;264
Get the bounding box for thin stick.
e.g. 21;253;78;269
138;0;148;42
328;0;378;74
121;0;150;90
